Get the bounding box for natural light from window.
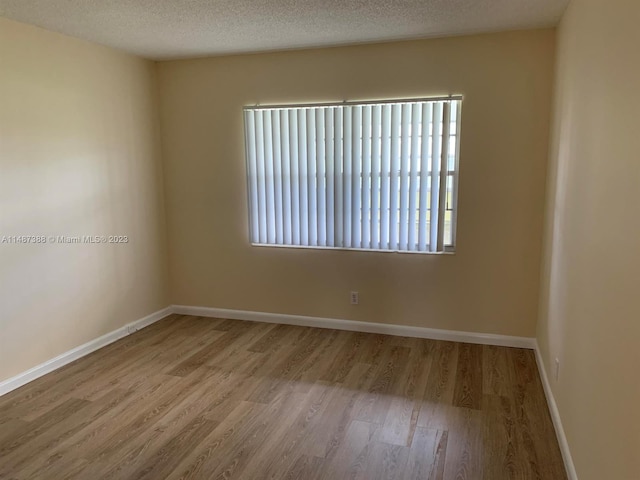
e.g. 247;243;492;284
243;97;462;253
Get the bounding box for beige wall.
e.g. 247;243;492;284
538;0;640;478
0;18;169;382
157;30;555;337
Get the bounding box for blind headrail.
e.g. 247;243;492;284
244;95;463;111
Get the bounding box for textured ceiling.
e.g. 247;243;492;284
0;0;568;60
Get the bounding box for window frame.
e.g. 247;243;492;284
243;96;463;255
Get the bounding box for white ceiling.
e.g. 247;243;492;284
0;0;568;60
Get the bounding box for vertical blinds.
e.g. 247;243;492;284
244;97;462;253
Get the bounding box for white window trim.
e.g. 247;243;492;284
243;96;463;254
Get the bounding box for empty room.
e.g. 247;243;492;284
0;0;638;479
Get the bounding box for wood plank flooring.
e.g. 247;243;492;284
0;315;567;479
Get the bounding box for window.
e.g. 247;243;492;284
243;97;462;253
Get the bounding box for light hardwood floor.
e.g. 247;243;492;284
0;315;567;479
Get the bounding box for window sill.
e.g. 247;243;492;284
250;243;456;255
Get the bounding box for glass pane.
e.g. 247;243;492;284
445;175;454;245
448;136;457;171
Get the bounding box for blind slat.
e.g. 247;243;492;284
263;111;276;243
306;110;318;246
255;111;268;243
399;104;411;251
408;104;421;251
429;103;443;252
272;110;284;244
351;106;362;248
280;112;292;244
418;103;432;251
334;107;344;247
389;104;401;250
298;111;309;245
379;105;392;249
289;110;300;245
370;105;381;249
343;106;353;247
315;110;326;246
437;102;451;252
324;109;334;247
361;105;372;249
244;111;259;243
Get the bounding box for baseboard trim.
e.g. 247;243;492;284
0;306;173;397
172;305;536;349
533;342;578;480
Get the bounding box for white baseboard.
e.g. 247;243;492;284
534;342;578;480
0;306;173;397
172;305;536;349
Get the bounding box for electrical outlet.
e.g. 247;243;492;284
350;291;359;305
554;357;560;381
